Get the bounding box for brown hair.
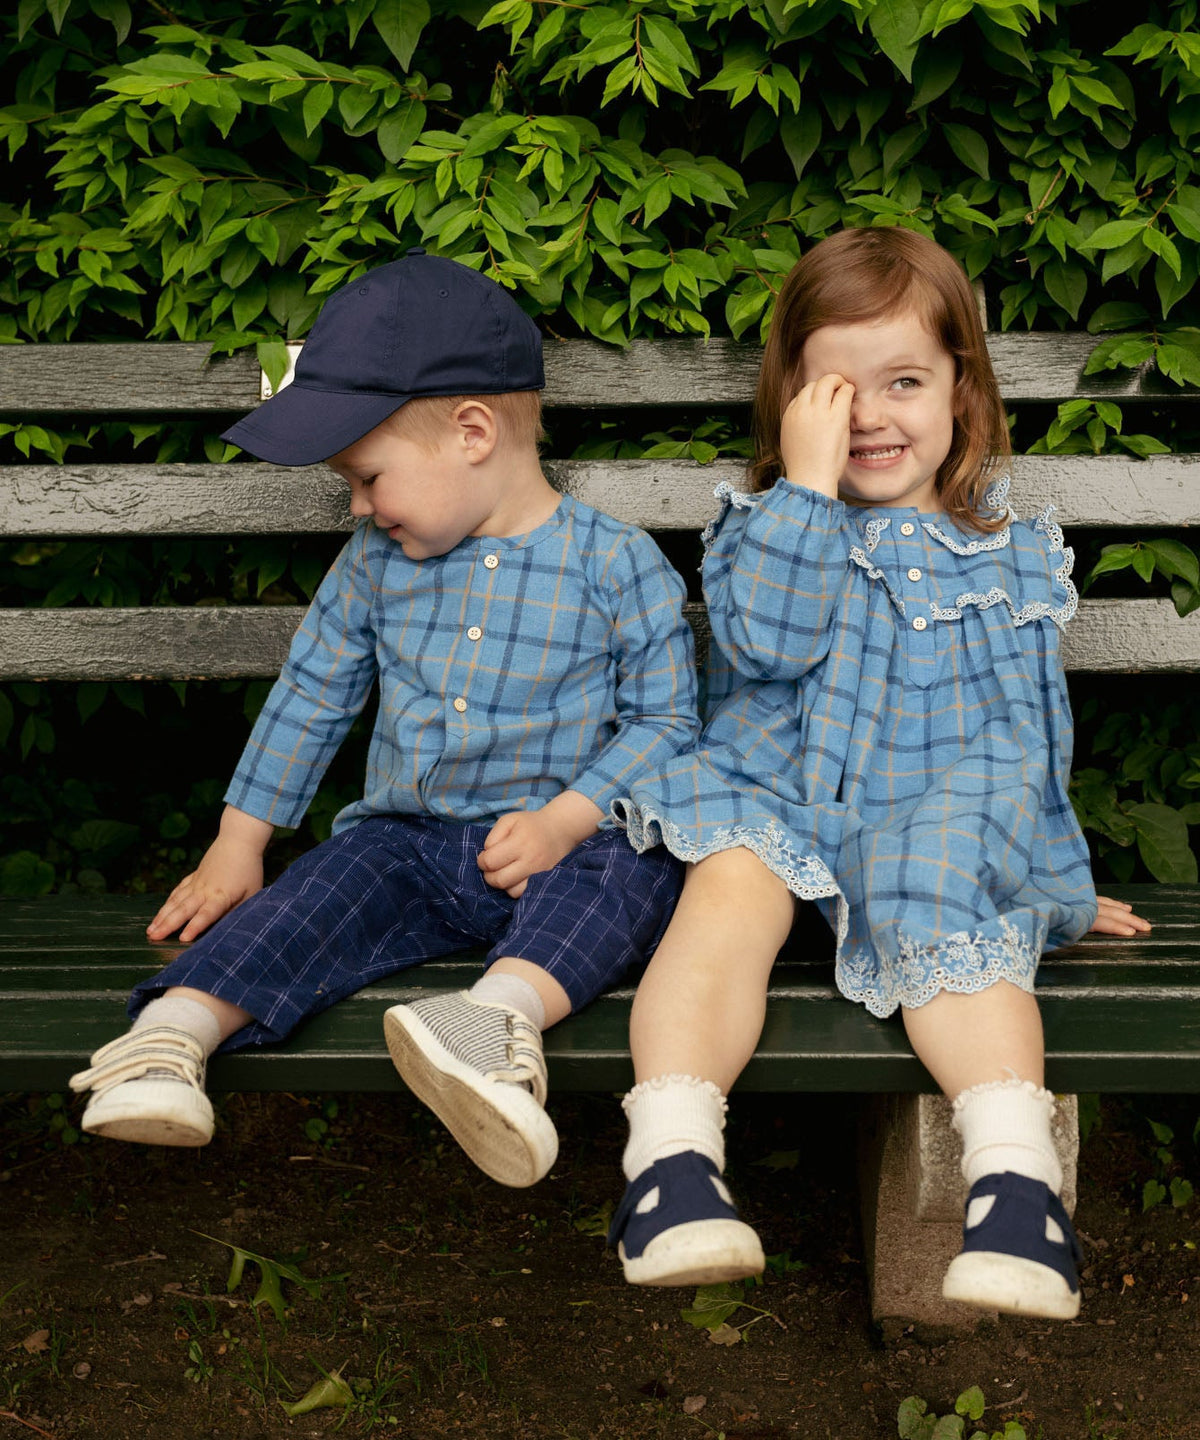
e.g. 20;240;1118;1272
387;389;545;453
748;227;1010;533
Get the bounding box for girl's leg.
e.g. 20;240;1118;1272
612;849;795;1287
630;847;796;1091
901;982;1079;1319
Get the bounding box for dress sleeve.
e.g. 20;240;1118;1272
224;526;379;827
567;528;700;816
703;479;852;680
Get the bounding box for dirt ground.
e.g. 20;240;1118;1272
2;1087;1199;1440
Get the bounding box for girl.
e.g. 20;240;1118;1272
607;226;1149;1321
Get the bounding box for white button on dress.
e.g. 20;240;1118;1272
908;567;922;582
900;522;916;536
467;626;482;640
483;554;499;570
912;616;928;631
453;697;467;712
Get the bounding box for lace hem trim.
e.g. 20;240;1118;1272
612;802;844;905
837;917;1040;1018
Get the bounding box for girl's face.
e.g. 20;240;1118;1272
799;312;956;512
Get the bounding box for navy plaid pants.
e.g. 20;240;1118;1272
129;815;683;1051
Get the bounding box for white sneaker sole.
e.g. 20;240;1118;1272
942;1250;1080;1319
620;1219;766;1287
81;1078;214;1147
383;1005;558;1188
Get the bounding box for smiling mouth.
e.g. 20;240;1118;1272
849;445;907;462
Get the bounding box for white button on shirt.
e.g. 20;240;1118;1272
453;697;467;712
912;616;928;631
483;554;499;569
467;626;482;641
900;522;916;536
907;567;922;582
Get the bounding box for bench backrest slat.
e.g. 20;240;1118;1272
0;335;1193;417
1;597;1194;681
3;456;1197;538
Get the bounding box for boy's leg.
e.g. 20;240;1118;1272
68;990;242;1146
384;829;681;1188
71;818;503;1148
901;984;1080;1320
609;848;794;1286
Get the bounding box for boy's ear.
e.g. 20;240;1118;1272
451;400;498;462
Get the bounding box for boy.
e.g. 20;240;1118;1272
69;249;698;1187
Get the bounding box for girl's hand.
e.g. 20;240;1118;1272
1090;895;1152;937
147;806;272;942
779;372;854;498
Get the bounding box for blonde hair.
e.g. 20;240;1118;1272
388;390;545;453
749;228;1010;534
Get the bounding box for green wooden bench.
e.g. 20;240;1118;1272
2;331;1198;1326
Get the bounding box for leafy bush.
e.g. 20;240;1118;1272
1;0;1198;889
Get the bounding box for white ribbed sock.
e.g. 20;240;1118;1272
621;1074;728;1181
952;1078;1064;1238
132;996;222;1056
469;972;546;1031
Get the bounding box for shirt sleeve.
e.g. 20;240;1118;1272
567;529;700;816
224;527;379;827
703;479;852;680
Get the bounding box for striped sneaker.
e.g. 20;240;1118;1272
69;1026;214;1147
383;992;558;1188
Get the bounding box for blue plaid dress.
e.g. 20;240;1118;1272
615;477;1097;1018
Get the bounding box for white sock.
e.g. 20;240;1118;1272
952;1079;1064;1240
132;996;222;1057
621;1074;727;1181
469;972;546;1031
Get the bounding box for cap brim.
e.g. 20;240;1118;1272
220;385;410;466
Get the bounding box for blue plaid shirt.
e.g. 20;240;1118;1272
226;494;698;833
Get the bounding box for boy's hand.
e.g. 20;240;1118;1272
478;791;604;898
147;806;273;943
1090;894;1152;938
780;373;854;498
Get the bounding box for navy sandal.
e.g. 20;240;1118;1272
608;1150;765;1287
942;1171;1082;1319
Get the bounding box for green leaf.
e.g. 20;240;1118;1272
1143;1178;1167;1211
1128;803;1199;884
779;108;822;179
897;1397;933;1440
280;1367;353;1417
1081;220;1147;251
867;0;924;80
943;123;989;179
377;99;426;163
0;852;55;898
301;81;334;137
1145;539;1200;589
1043;259;1086;319
374;0;431;71
955;1386;986;1420
680;1281;745;1331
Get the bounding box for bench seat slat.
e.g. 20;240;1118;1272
1;336;1193;416
1;596;1195;679
3;889;1198;1093
4;455;1198;538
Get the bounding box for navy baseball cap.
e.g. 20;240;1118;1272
221;248;544;466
